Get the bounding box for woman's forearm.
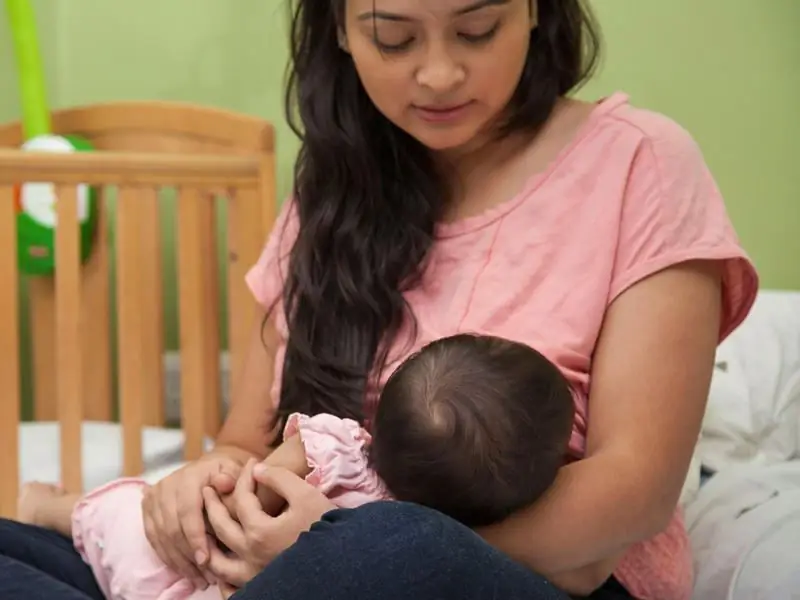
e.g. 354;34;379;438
215;310;281;460
479;452;671;574
547;552;625;596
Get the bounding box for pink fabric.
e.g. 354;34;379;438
72;478;221;600
245;93;759;600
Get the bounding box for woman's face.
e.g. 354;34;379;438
343;0;535;152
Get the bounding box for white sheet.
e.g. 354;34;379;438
686;461;800;600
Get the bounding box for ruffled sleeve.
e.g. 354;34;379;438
283;413;391;508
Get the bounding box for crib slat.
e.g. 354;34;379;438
30;279;56;420
202;197;221;438
0;185;21;518
116;185;145;476
177;188;220;460
226;188;269;406
139;187;165;426
80;188;112;421
55;185;84;494
258;157;276;253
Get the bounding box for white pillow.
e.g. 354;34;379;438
698;290;800;472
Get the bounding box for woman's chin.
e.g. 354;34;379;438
411;129;483;154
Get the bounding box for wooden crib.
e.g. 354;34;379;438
0;101;276;518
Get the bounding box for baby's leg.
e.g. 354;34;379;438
17;482;81;536
71;478;208;600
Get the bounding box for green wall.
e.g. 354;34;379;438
3;0;797;286
2;1;798;413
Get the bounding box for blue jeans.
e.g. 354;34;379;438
0;501;628;599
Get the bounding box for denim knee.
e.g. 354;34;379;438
235;501;569;600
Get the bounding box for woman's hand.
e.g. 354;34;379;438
202;459;336;587
141;448;253;590
219;582;238;599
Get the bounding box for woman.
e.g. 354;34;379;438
0;0;757;599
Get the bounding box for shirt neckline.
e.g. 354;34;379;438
435;92;630;240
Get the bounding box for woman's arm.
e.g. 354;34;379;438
479;260;722;582
212;307;313;514
214;306;282;462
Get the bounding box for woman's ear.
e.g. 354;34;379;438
337;28;350;53
530;0;538;30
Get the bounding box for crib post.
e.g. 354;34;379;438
0;185;21;518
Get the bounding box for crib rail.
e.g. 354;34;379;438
0;149;273;518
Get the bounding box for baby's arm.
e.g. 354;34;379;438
217;413;389;524
217;433;310;516
281;413;391;508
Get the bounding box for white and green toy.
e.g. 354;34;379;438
6;0;97;275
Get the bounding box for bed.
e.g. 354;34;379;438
0;100;275;517
684;289;800;599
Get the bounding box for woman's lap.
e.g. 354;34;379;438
233;501;571;600
0;518;104;600
0;502;628;600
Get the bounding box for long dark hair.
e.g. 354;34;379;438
269;0;601;437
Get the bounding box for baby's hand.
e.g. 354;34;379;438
255;433;312;515
208;434;312;522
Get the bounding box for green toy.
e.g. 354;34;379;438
6;0;97;275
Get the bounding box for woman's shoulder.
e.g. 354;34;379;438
589;93;707;169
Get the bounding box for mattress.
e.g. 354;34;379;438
19;421;209;491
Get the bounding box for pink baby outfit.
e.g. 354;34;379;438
245;93;759;600
283;413;389;507
69;416;379;600
71;479;221;600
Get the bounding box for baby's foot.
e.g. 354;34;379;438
17;482;65;526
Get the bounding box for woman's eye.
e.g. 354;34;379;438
459;23;499;44
375;37;416;53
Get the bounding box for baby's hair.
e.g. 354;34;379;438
370;334;575;527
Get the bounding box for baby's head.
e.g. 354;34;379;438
370;334;574;527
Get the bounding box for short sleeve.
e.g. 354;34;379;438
609;118;759;342
245;198;299;309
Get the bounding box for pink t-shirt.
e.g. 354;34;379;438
245;93;758;600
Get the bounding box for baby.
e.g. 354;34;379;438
18;333;574;599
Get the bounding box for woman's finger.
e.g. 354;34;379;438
142;492;173;573
232;459;271;531
252;465;314;507
176;481;213;568
147;489;184;573
205;541;253;588
203;486;247;555
159;485;209;588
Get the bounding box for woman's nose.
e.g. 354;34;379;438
415;48;466;94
